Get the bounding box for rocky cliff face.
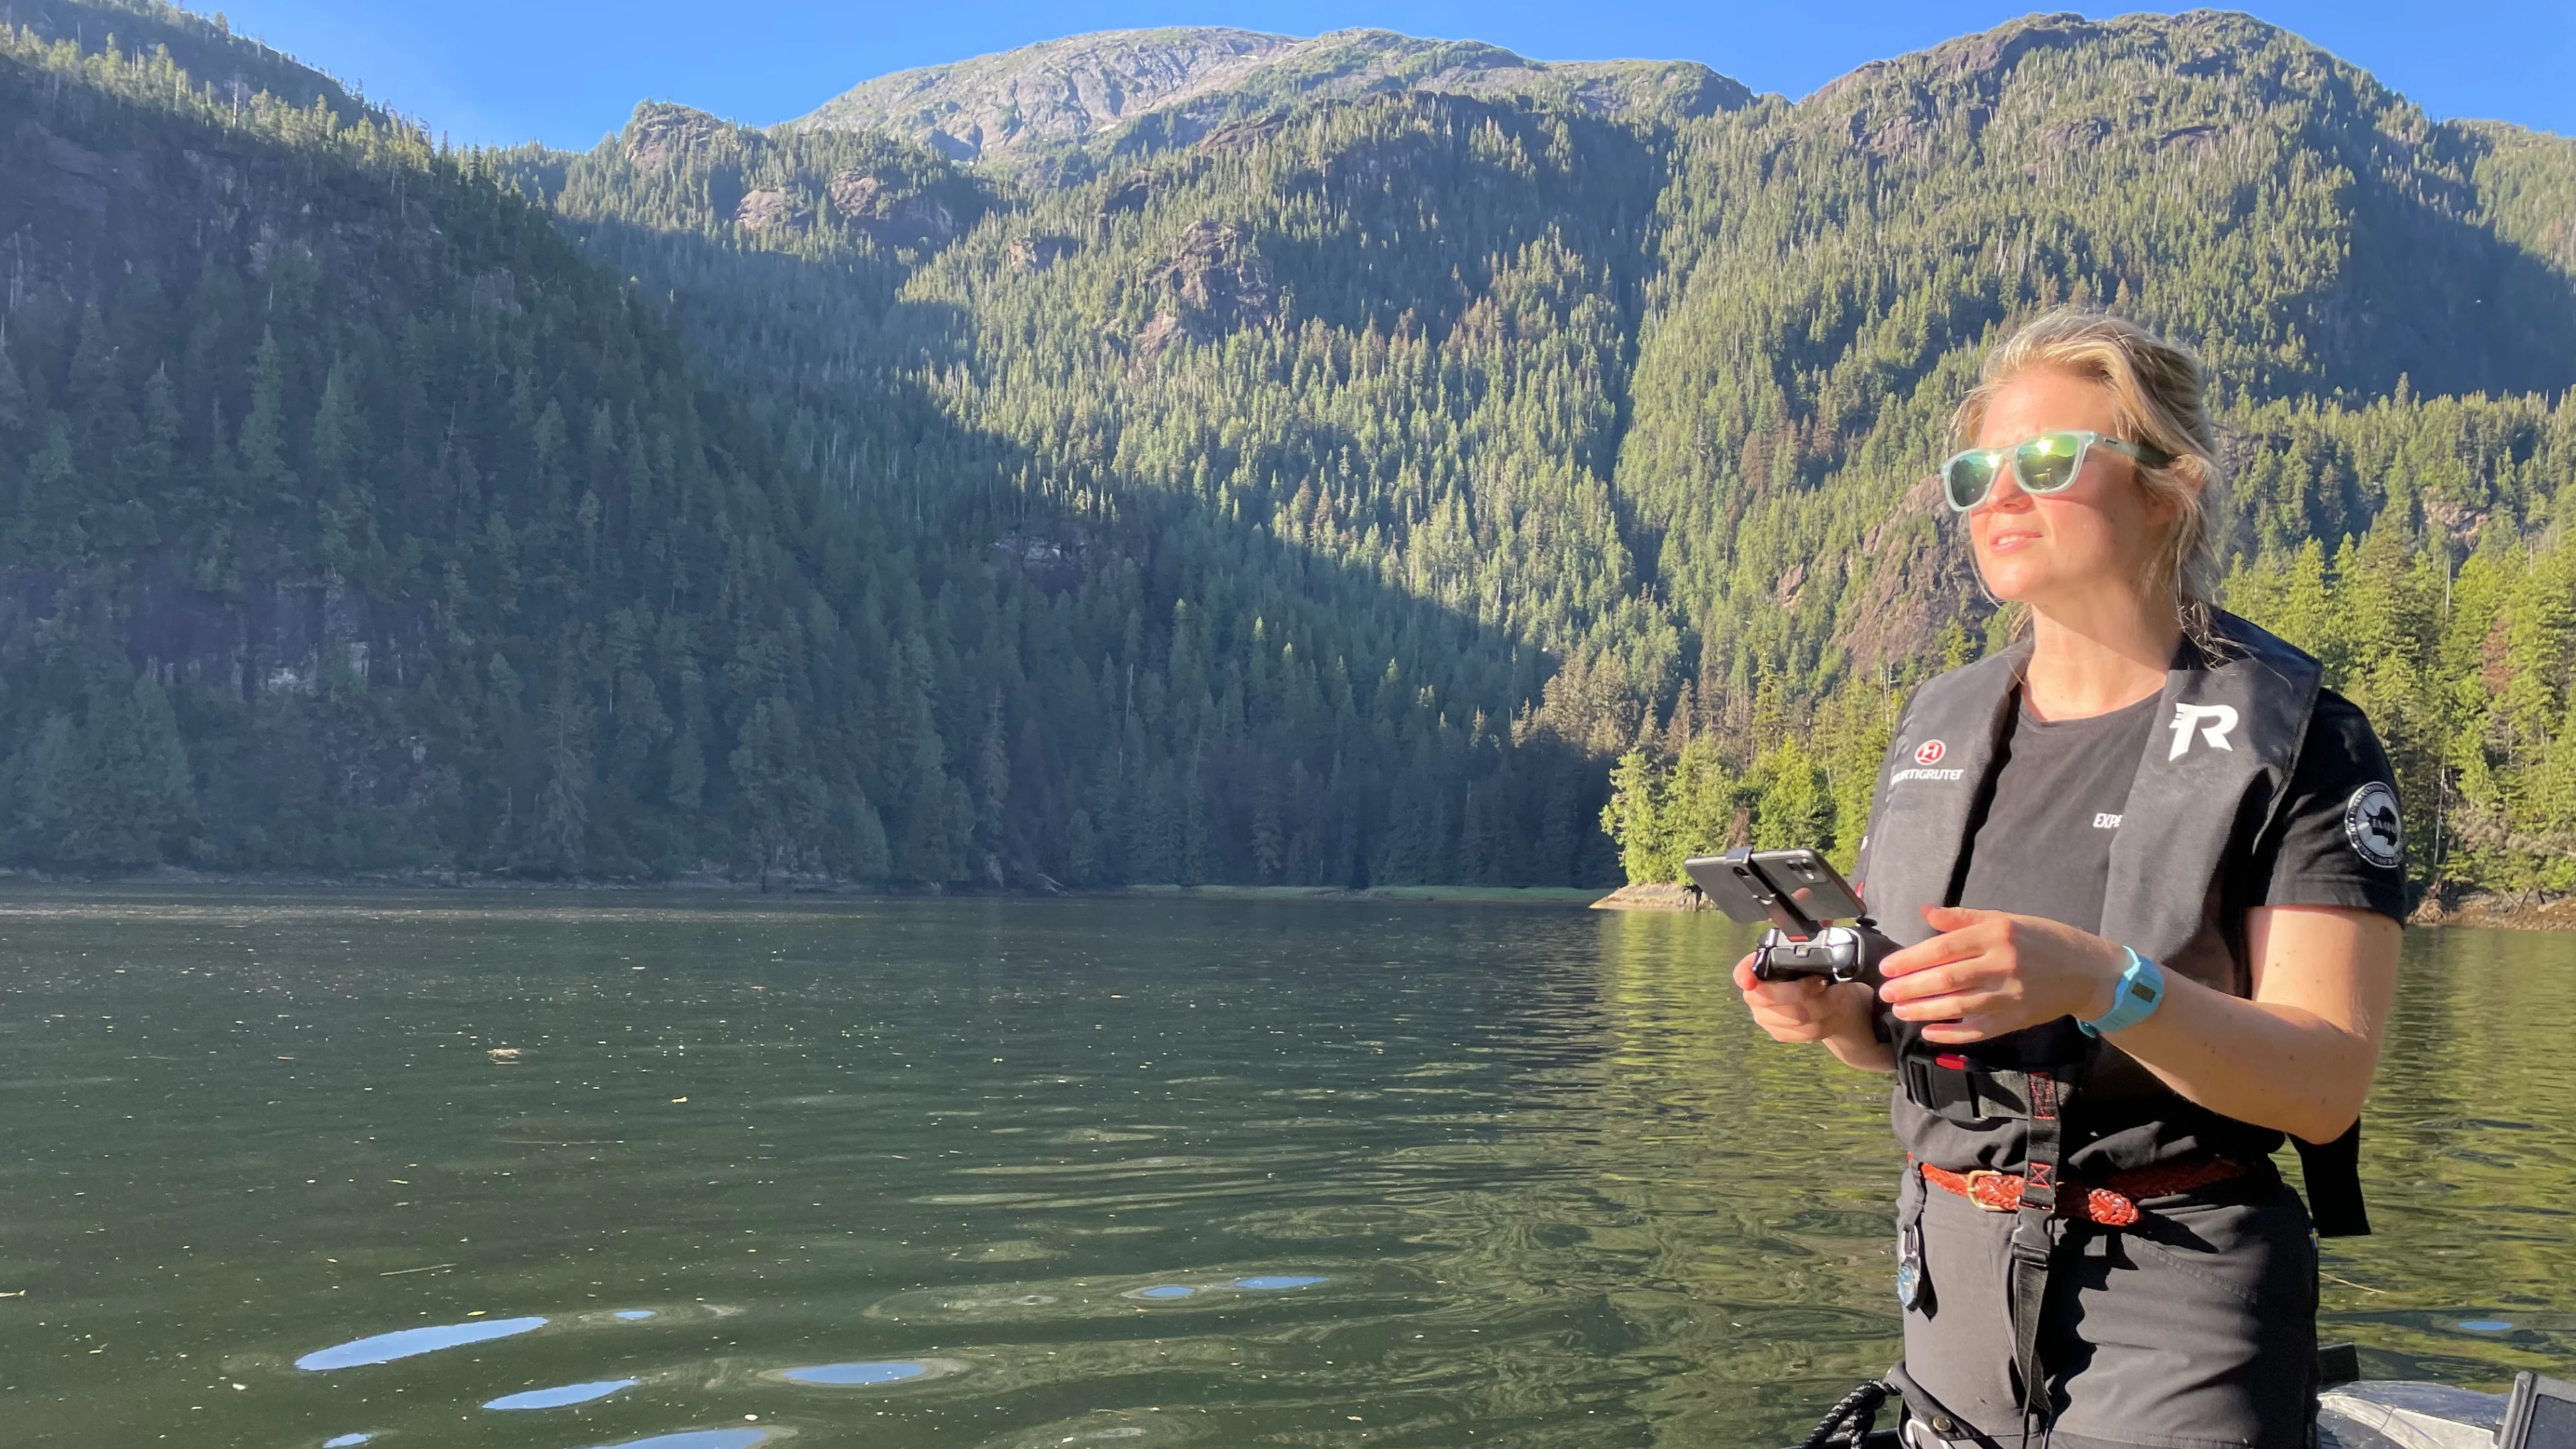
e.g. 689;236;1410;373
601;101;981;255
797;25;1749;165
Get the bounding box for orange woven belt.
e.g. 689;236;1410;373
1918;1157;2245;1228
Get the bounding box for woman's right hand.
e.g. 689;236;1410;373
1733;952;1880;1049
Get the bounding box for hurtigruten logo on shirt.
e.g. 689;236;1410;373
1891;737;1962;784
1890;738;1962;783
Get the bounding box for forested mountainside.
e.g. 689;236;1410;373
0;13;947;881
7;3;2576;897
0;3;1617;888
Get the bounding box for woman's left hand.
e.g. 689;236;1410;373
1876;904;2127;1044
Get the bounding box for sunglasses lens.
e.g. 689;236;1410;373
2014;433;2085;493
1945;451;2000;510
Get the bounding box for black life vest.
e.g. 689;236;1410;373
1850;609;2368;1236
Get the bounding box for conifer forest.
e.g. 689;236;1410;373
2;1;2572;900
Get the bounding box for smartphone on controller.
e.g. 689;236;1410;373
1682;847;1886;984
1682;847;1867;932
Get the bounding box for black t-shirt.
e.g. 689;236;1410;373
1896;687;2407;1173
1955;692;2164;938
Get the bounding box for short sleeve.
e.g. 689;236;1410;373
2248;690;2409;922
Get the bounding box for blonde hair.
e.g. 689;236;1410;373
1954;307;2224;648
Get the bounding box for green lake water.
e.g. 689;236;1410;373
0;894;2569;1448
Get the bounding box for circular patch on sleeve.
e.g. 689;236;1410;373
2343;782;2404;870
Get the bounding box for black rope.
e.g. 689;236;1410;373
1796;1379;1896;1449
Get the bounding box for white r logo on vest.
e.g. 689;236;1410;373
2167;702;2239;759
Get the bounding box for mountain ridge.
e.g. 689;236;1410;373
796;25;1750;166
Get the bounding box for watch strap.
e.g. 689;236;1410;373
2079;947;2166;1037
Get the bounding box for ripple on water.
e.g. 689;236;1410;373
592;1433;768;1449
485;1377;640;1409
1006;1412;1175;1448
294;1316;548;1370
869;1271;1337;1333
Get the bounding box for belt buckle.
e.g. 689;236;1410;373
1960;1169;2017;1212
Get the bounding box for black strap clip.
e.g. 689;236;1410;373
1900;1053;2034;1122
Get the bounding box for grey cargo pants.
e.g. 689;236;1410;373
1898;1165;2320;1449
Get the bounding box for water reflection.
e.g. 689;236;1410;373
592;1432;768;1449
773;1358;965;1386
294;1316;548;1370
484;1377;640;1408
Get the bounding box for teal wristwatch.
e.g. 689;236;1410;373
2078;948;2166;1037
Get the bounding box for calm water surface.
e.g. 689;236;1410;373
0;894;2568;1448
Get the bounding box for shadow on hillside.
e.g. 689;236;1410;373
574;213;1627;891
1244;96;1667;343
2312;164;2576;399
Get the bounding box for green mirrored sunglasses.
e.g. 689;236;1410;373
1940;429;2172;512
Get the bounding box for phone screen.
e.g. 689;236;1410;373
1681;855;1788;926
1748;850;1868;920
2516;1385;2576;1449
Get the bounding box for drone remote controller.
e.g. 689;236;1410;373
1681;847;1896;987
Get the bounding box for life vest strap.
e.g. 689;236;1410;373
2294;1118;2371;1238
2008;1067;2063;1444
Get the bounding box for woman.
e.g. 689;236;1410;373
1735;309;2406;1448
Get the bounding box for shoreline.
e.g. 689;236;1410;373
2406;890;2576;932
1592;880;2576;932
1589;883;1715;913
0;867;1604;908
7;869;2567;928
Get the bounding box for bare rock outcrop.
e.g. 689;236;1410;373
1133;311;1203;359
1006;234;1077;272
1146;219;1275;326
991;528;1090;590
817;170;961;249
1832;475;1991;675
734;187;805;230
623;103;731;172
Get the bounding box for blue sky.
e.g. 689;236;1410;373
203;1;2573;150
